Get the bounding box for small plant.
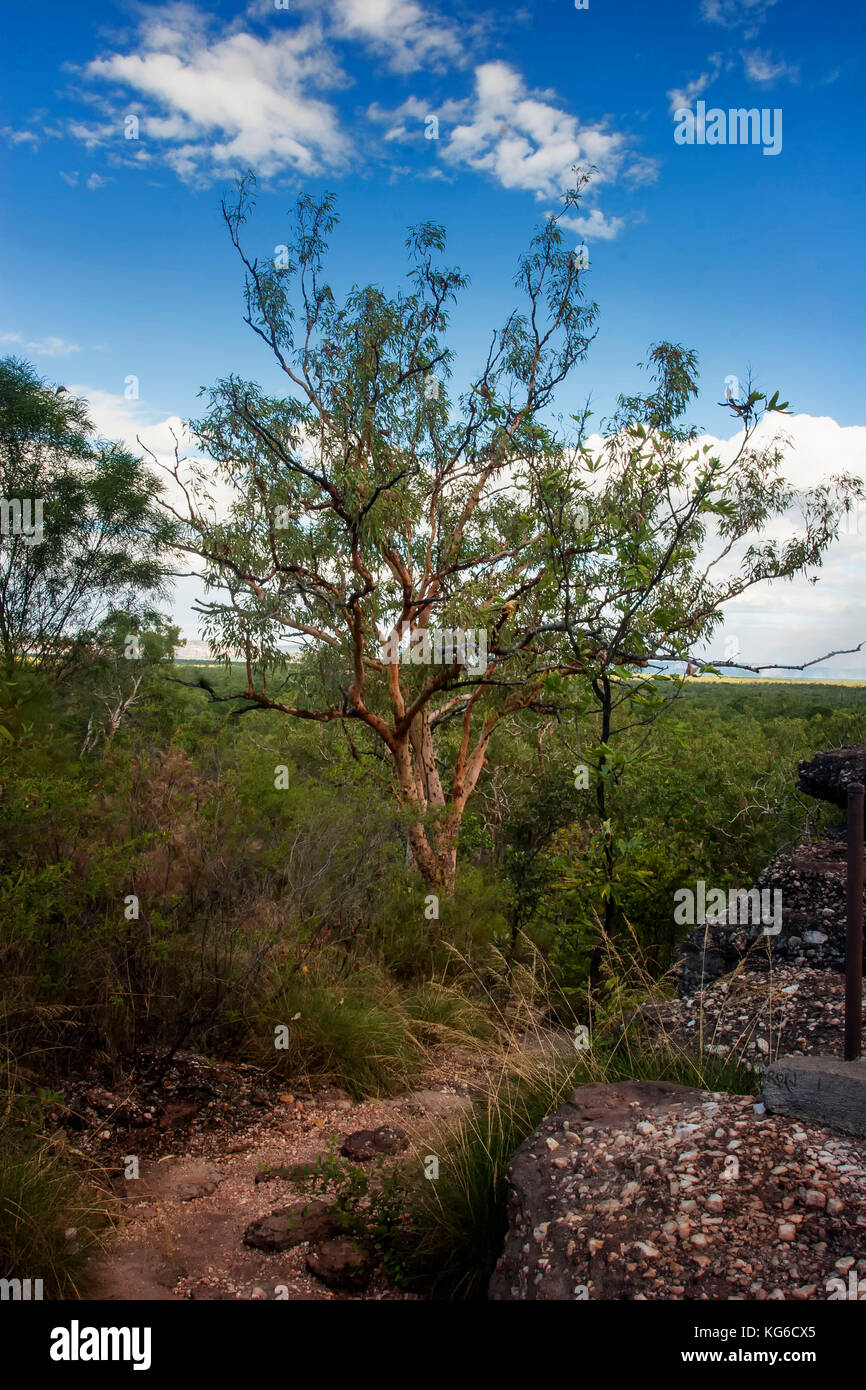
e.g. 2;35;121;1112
288;1137;416;1287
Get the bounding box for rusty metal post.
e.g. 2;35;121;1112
845;783;864;1062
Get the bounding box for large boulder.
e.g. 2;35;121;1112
798;746;866;811
489;1081;866;1301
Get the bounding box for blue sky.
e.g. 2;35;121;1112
2;0;865;668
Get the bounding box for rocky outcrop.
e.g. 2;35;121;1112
634;964;865;1067
489;1081;866;1301
798;746;866;810
674;837;866;994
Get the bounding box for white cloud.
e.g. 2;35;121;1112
367;94;466;142
29;336;82;357
52;3;650;232
1;332;81;358
1;121;64;149
700;0;778;34
367;63;645;231
441;61;628;202
68;385;167;445
68;387;866;662
323;0;465;73
76;7;350;183
741;48;799;83
623;155;660;187
668;53;726;114
560;208;625;241
693;413;866;671
2;128;40;146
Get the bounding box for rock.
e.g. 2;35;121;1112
340;1125;409;1162
158;1101;199;1131
85;1087;124;1114
672;835;866;994
314;1087;354;1109
489;1081;704;1300
798;747;866;811
635;961;864;1068
489;1085;866;1301
242;1200;343;1251
763;1055;866;1138
305;1238;375;1291
398;1088;473;1119
254;1162;320;1185
175;1179;218;1202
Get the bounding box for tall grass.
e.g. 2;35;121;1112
0;1132;115;1299
349;936;762;1299
248;964;496;1098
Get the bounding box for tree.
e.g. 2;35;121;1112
0;358;175;678
158;174;598;895
78;614;180;754
163;178;860;902
531;343;864;979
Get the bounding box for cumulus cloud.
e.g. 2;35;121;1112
692;413;866;673
68;385;174;446
366;61;645;234
322;0;466;73
75;5;350;183
67;0;471;187
73;373;866;668
440;61;629;201
560;207;625;241
30;0;650;234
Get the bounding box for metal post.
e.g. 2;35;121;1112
845;783;864;1062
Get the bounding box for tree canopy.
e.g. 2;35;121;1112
0;357;176;679
161;177;862;895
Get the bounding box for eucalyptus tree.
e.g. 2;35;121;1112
165;176;861;907
162;175;599;895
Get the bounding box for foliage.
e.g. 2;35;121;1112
0;357;176;677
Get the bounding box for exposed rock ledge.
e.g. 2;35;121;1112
798;746;866;810
489;1081;866;1301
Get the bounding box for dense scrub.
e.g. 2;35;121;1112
2;666;863;1088
1;662;863;1291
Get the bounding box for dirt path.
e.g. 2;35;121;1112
83;1068;479;1302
